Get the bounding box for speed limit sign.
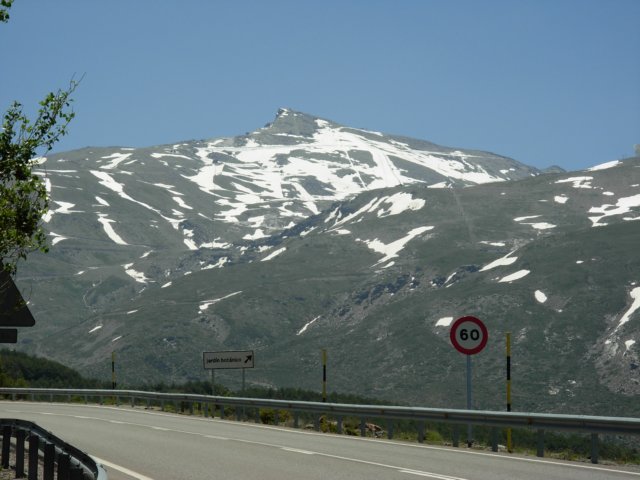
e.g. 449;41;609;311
450;316;488;355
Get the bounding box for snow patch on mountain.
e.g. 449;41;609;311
555;176;594;189
297;315;321;335
261;247;287;262
535;290;548;303
97;214;128;245
614;287;640;332
358;226;433;266
589;194;640;226
480;251;518;271
199;291;242;312
100;152;132;170
435;317;453;327
48;232;67;245
124;263;149;283
43;201;82;222
377;193;426;217
588;160;621;171
499;270;530;282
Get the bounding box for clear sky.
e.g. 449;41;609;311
2;0;638;171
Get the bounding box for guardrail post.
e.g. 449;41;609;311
387;420;394;439
189;402;194;415
161;400;165;411
31;393;35;402
337;416;343;435
16;429;26;478
491;427;498;452
293;412;299;428
131;396;135;408
452;425;460;447
537;429;544;457
49;394;53;402
591;433;599;464
84;395;88;405
57;453;71;480
44;442;55;480
204;403;209;418
235;407;241;421
418;422;425;443
255;409;261;424
220;405;224;419
12;393;16;401
69;467;84;480
274;410;279;426
70;466;84;480
28;435;39;480
360;418;366;437
2;425;11;468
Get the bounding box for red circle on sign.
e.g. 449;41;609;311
450;316;488;355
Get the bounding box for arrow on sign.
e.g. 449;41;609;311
245;355;253;364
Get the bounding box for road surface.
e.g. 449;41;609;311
1;401;638;480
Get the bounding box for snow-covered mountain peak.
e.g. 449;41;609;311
35;110;544;278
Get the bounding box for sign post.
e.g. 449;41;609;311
450;316;488;448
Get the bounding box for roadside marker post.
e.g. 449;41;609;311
450;316;488;448
111;352;116;389
322;349;327;403
506;332;512;452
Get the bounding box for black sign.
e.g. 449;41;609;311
0;269;36;327
0;329;18;344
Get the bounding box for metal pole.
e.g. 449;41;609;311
322;349;327;402
466;354;472;447
210;369;215;395
506;332;513;452
111;351;116;389
242;368;246;394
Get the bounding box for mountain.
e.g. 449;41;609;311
13;110;640;416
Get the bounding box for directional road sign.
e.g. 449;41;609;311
0;269;36;327
450;316;488;355
203;351;254;369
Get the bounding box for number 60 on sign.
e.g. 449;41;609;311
449;316;488;355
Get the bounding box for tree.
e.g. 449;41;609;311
1;1;78;274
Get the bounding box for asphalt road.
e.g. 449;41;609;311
1;401;639;480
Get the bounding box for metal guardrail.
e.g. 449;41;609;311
2;387;640;464
0;417;107;480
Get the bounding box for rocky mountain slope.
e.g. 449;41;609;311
13;110;640;416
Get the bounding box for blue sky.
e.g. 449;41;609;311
2;0;638;171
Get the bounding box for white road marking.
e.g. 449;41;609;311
400;470;467;480
93;457;154;480
281;447;315;455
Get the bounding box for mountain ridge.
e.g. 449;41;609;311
12;111;640;416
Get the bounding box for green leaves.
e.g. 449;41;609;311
1;80;79;273
0;0;12;23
